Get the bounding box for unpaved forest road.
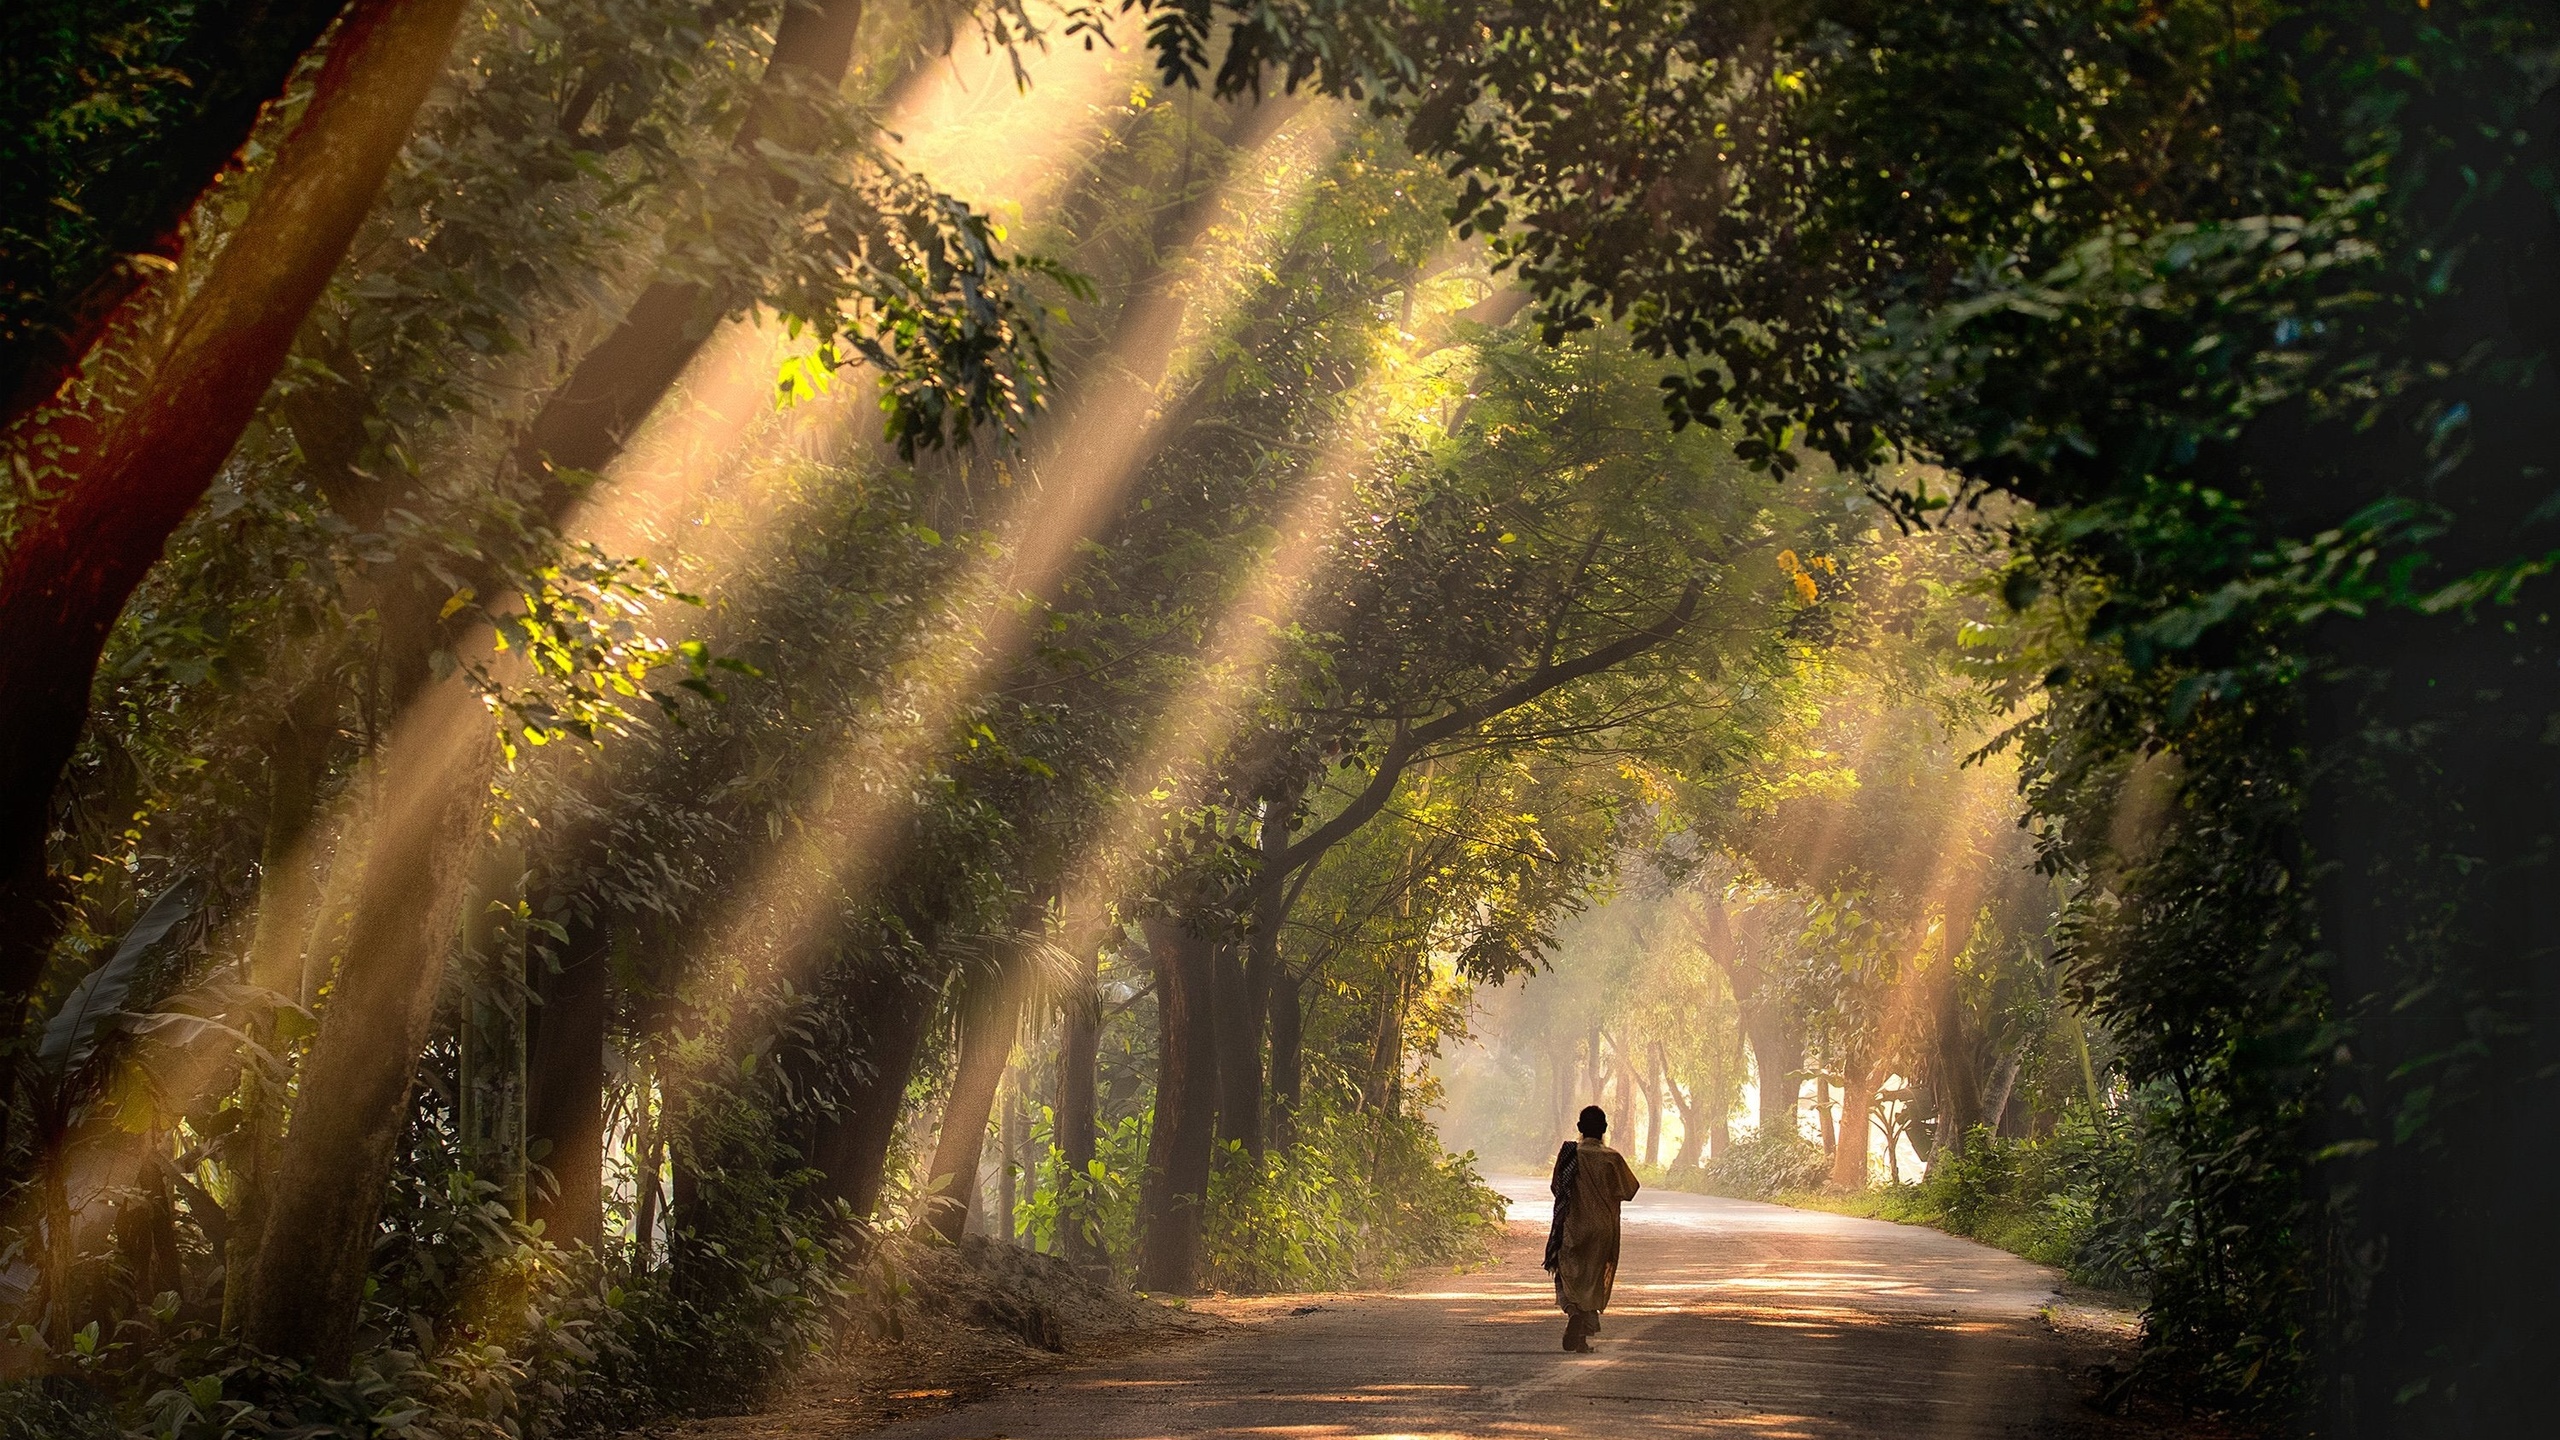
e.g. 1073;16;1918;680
863;1177;2196;1440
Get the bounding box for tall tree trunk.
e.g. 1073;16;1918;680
1828;1062;1881;1191
1551;1044;1573;1136
457;846;527;1217
1136;917;1216;1293
1209;937;1262;1154
1664;1072;1703;1173
236;702;492;1371
632;1082;666;1265
1815;1075;1837;1157
1643;1042;1666;1168
0;0;471;1025
922;973;1024;1243
1984;1046;2025;1140
667;1146;702;1300
0;0;360;417
512;0;867;482
808;960;939;1222
220;688;336;1331
1226;781;1302;1157
1744;1016;1801;1141
1055;943;1103;1268
1265;967;1304;1150
526;915;611;1252
1925;904;1983;1162
1365;962;1409;1116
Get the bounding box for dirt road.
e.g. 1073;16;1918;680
856;1177;2190;1439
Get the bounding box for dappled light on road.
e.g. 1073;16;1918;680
863;1185;2156;1439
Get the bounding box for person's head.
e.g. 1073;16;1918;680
1577;1105;1607;1139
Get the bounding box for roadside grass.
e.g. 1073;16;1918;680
1645;1117;2145;1298
1773;1181;2089;1272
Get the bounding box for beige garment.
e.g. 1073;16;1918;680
1553;1138;1641;1315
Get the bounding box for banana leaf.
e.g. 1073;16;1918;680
36;876;198;1084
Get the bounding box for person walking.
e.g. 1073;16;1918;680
1543;1104;1641;1352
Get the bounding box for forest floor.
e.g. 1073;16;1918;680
644;1180;2235;1439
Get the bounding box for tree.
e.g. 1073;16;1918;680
0;0;472;1073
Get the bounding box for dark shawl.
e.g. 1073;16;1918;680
1542;1139;1579;1271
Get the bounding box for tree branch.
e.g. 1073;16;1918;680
1254;578;1703;892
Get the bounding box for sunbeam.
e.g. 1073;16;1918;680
685;99;1353;1004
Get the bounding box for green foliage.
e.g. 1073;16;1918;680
1689;1133;1829;1202
0;0;346;394
1797;1118;2133;1285
1127;5;2560;1420
1201;1097;1505;1294
1019;1109;1148;1268
0;1377;118;1440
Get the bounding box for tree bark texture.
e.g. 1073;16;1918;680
1224;781;1301;1157
220;690;337;1330
1744;1017;1801;1141
1664;1073;1705;1173
511;0;865;484
236;700;493;1370
0;0;471;1026
456;847;527;1217
1923;906;1983;1162
526;915;611;1252
807;961;938;1221
1644;1042;1666;1168
1209;937;1261;1154
1055;942;1102;1267
1265;968;1304;1151
922;973;1024;1242
1136;917;1217;1293
1;0;359;419
1828;1064;1882;1191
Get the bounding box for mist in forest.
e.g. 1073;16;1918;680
4;2;2554;1434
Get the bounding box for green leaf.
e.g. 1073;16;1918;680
39;876;197;1081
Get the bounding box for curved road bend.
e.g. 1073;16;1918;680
868;1176;2179;1439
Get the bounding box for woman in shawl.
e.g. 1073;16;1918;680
1543;1104;1641;1351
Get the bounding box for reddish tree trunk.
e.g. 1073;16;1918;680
0;0;471;1029
1;0;360;419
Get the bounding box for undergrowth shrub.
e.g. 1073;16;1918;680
1018;1109;1148;1270
0;1067;853;1440
1689;1133;1828;1200
1769;1110;2149;1293
1200;1098;1504;1293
